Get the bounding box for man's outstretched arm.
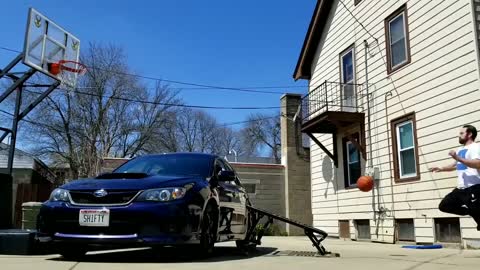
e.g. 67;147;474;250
429;161;457;172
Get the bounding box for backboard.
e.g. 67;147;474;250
23;8;81;88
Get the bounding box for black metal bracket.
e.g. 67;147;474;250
0;128;12;143
306;132;338;167
304;229;328;255
18;81;60;121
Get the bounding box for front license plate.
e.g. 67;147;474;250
79;209;110;227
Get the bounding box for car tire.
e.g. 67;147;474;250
59;247;87;261
199;204;217;257
236;240;257;254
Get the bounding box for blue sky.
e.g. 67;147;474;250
0;0;313;126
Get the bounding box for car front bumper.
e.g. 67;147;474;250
37;199;203;246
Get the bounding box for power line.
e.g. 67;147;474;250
23;87;282;110
337;0;376;41
0;46;307;95
0;108;279;129
0;46;21;54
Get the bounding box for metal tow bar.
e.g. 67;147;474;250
245;205;331;256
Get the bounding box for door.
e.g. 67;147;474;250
340;46;356;112
215;159;247;236
339;220;350;239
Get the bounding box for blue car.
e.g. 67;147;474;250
37;153;253;259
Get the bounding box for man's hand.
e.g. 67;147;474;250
429;167;442;173
449;150;458;160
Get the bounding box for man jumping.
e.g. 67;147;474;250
430;125;480;230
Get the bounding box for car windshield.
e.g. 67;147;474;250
113;155;213;178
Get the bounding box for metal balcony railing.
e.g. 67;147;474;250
301;81;366;124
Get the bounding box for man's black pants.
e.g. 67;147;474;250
439;185;480;228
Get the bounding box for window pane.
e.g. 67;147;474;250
349;162;361;185
399;122;413;149
342;51;353;83
243;184;256;194
348;143;359;163
391;39;406;67
400;148;416;176
390;14;405;43
343;84;355;108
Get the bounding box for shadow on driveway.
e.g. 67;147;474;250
47;246;278;263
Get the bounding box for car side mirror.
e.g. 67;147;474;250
218;170;235;182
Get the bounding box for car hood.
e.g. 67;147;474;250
61;173;204;191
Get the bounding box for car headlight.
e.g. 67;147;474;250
136;187;187;202
49;188;70;202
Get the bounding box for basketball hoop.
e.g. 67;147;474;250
48;60;87;76
47;60;86;89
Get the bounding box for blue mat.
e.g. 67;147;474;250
402;244;443;249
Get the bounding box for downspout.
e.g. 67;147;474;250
385;91;396;243
364;40;373;171
365;40;383;238
363;40;380;226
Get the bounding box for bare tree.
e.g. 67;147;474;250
148;108;219;153
242;113;281;163
143;108;248;157
24;43;179;178
211;127;246;157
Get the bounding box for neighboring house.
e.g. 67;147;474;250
51;163;73;186
0;143;56;227
294;0;480;246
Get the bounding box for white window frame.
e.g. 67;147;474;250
340;48;355;85
346;140;360;186
340;47;356;111
395;120;417;178
388;11;408;69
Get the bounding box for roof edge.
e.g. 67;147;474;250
293;0;333;81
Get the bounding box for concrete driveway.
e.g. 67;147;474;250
1;237;480;270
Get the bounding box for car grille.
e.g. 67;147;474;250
69;190;140;205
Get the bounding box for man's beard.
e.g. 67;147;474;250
459;137;467;144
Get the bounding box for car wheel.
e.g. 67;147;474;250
199;204;217;257
236;240;257;254
59;247;87;260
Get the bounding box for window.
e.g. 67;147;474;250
114;155;212;178
343;133;361;187
391;112;420;182
385;4;411;74
339;45;356;111
243;184;256;194
435;218;461;243
216;159;241;186
396;219;415;242
355;220;371;240
339;220;351;239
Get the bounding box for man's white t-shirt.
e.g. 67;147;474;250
457;142;480;188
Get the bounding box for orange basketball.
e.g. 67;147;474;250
357;175;374;192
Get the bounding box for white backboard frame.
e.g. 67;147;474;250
23;8;81;88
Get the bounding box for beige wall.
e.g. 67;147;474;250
308;0;480;244
232;163;286;232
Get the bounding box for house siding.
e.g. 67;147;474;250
308;0;480;244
